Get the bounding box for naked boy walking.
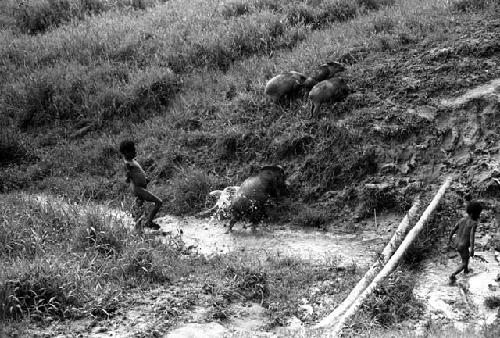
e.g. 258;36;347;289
119;140;162;232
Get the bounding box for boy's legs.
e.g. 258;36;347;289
134;186;163;228
132;197;145;232
451;246;470;281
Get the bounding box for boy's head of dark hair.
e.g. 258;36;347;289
119;140;136;159
466;201;483;221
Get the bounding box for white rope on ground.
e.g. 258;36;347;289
328;176;453;337
314;197;421;328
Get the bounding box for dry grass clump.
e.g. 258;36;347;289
452;0;495;13
0;129;30;167
283;0;358;29
163;167;222;215
346;270;424;334
1;260;81;321
203;253;359;328
10;63;179;129
0;193;192;322
221;1;251;18
73;212;127;256
15;0;80;34
484;296;500;309
403;194;459;268
292;206;330;229
300;124;377;192
13;0;161;34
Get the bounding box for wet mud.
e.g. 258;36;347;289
158;215;384;267
414;249;500;334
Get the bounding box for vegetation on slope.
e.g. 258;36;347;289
0;193;360;336
1;0;500;335
4;0;498;217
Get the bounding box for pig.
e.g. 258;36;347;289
228;165;288;232
304;62;346;89
308;77;349;118
196;186;239;220
264;71;308;103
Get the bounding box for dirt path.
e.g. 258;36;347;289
23;193;390;337
158;215;384;267
414;248;500;334
413;79;500;335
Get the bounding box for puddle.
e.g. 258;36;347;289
414;250;500;333
159;215;384;267
23;193;384;268
19;192;392;337
166;322;227;338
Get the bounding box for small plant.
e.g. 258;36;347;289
15;0;78;34
79;0;107;15
319;0;358;23
224;265;268;303
292;207;330;229
1;266;79;320
357;0;395;11
361;270;424;327
125;67;181;121
221;2;250;18
164;167;215;215
123;246;170;283
452;0;491;12
0;129;29;166
73;212;127;256
205;297;232;321
372;16;395;33
484;296;500;309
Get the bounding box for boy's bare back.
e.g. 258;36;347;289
454;216;477;250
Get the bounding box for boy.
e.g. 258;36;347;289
119;140;162;232
448;201;483;283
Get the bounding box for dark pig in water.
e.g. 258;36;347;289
228;165;288;232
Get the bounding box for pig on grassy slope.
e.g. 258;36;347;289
308;77;350;118
264;71;308;103
304;62;346;89
228;165;288;232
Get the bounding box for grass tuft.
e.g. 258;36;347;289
292;206;330;229
347;270;424;334
163;167;218;215
0;129;29;166
1;262;80;321
484;296;500;309
15;0;79;34
452;0;493;13
221;1;250;18
73;212;127;256
13;0;161;34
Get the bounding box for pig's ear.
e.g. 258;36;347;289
209;190;223;198
260;164;284;174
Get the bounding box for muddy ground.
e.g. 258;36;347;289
5;6;500;338
25;71;500;336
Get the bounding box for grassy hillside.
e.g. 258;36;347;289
1;0;464;215
2;0;500;335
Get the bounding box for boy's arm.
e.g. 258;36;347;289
470;223;477;257
448;221;459;245
124;163;131;183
